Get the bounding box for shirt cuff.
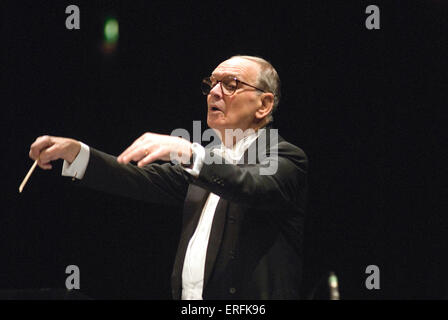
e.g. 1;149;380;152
183;142;205;178
61;142;90;180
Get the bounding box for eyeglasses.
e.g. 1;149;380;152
201;75;266;96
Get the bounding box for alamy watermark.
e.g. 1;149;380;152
365;5;380;30
365;264;380;290
170;121;279;175
65;264;80;290
65;5;80;30
64;5;380;31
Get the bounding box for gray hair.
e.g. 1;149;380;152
230;55;281;123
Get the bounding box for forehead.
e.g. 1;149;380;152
211;58;259;81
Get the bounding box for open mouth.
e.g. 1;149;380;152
210;106;222;112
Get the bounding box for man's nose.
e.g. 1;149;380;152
209;82;223;99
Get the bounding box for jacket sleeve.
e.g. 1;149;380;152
190;141;308;212
76;147;190;206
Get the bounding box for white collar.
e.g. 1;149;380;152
214;130;261;163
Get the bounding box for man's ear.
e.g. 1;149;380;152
255;93;274;120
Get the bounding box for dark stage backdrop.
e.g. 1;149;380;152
1;0;446;299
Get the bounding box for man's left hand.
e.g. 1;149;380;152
117;132;192;167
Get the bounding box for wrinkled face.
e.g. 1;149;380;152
206;57;263;134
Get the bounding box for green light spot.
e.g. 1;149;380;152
104;18;119;43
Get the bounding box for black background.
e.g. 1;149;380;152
1;0;447;299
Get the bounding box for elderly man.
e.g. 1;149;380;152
29;55;308;300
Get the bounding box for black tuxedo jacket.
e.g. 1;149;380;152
77;126;308;299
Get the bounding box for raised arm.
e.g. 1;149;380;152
29;134;191;206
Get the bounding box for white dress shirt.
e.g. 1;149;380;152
62;130;260;300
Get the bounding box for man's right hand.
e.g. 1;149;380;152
29;135;81;170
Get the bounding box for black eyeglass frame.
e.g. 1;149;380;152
201;75;267;96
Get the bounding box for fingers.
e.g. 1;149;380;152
122;143;157;165
29;136;54;170
118;133;162;164
29;135;53;160
137;148;165;167
117;140;138;163
38;160;53;170
117;134;147;163
39;143;62;163
28;135;70;170
116;133;191;167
